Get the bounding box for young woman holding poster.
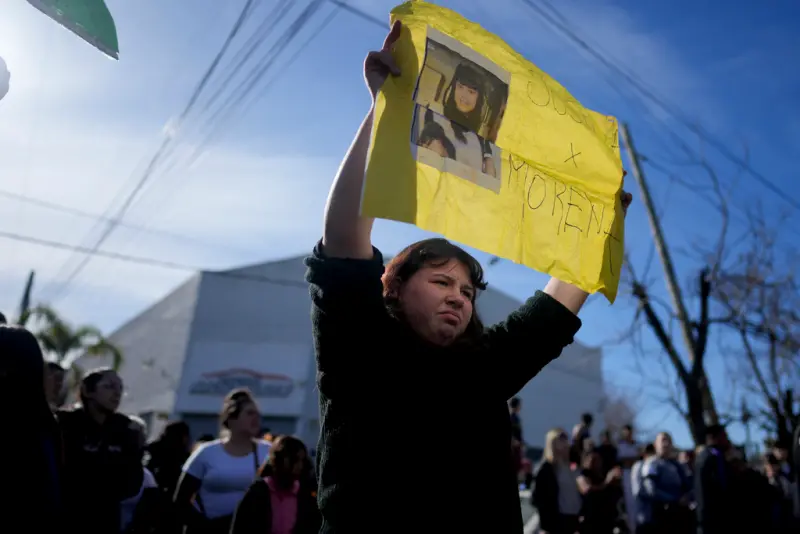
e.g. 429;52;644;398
305;21;632;533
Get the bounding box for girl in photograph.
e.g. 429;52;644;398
427;61;499;176
442;61;487;135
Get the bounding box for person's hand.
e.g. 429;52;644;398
364;20;402;101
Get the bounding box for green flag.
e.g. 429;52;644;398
27;0;119;59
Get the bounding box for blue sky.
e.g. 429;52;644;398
1;0;798;447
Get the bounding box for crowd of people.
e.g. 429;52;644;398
514;405;800;534
3;319;321;534
4;17;800;534
9;311;798;534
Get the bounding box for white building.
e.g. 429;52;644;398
90;254;606;449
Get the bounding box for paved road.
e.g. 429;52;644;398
519;490;539;533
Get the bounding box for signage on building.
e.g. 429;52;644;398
188;368;294;398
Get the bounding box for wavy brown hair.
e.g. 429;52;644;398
382;238;488;345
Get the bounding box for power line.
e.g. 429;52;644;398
37;0;386;303
520;0;800;212
31;1;231;297
198;0;296;117
0;228;605;385
0;229;307;288
39;0;262;303
328;0;384;28
0;187;258;254
86;0;336;305
85;0;311;282
180;0;330;168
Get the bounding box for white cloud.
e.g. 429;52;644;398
0;121;337;330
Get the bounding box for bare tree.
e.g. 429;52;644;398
710;212;799;446
622;122;800;447
620;128;743;445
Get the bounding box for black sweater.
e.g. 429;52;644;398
305;242;581;533
58;409;144;534
231;478;321;534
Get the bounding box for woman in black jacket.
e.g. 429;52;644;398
0;324;64;531
305;19;631;534
58;368;144;534
231;435;321;534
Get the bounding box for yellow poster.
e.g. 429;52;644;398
362;1;625;302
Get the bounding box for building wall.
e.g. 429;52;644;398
172;257;321;445
74;275;201;418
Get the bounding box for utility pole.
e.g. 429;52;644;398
18;270;35;321
620;125;697;361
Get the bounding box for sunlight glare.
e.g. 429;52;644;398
0;2;55;102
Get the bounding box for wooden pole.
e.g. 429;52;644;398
620;124;697;361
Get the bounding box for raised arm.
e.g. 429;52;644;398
322;21;401;259
482;190;632;399
543;190;632;314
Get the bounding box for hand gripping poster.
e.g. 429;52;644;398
362;1;625;302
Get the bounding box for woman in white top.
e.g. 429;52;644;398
174;389;271;534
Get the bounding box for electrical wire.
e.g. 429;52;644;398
1;227;605;384
327;0;384;28
85;0;337;302
182;0;329;167
1;229;307;288
0;187;258;255
521;0;800;211
39;0;262;303
32;0;230;297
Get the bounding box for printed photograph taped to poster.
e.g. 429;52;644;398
411;27;510;193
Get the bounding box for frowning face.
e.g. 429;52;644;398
394;259;474;346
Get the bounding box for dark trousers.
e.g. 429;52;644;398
552;514;580;534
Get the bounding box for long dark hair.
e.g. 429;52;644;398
382;238;487;346
0;324;54;430
443;62;486;143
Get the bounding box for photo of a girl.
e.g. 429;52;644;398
411;28;510;192
444;62;486;137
